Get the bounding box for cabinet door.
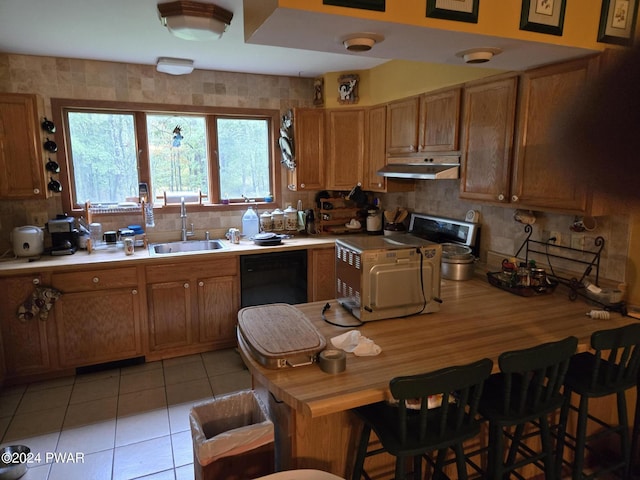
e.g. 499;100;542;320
386;97;420;155
326;109;365;190
0;93;46;199
0;275;54;379
309;247;336;302
363;105;387;192
418;88;461;152
512;57;597;212
55;288;141;367
288;108;325;191
147;280;193;351
460;76;518;202
197;275;239;347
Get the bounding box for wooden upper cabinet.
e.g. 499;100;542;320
363;105;387;192
386;96;420;155
287;108;325;191
0;93;47;199
418;88;461;152
512;56;598;213
460;75;518;203
326;108;365;190
386;88;461;156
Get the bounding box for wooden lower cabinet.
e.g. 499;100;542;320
0;273;56;381
145;257;239;358
52;267;142;368
309;247;336;302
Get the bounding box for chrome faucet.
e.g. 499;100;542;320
180;197;194;241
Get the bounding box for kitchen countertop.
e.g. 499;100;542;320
0;235;337;275
239;277;637;419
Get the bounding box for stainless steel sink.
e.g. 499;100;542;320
149;239;228;256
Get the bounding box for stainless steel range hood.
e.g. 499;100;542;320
377;155;460;180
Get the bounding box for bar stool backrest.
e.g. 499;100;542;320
389;358;493;444
497;336;578;417
589;323;640;391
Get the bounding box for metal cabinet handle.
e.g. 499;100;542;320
511;195;519;202
34;188;40;195
92;277;99;283
198;281;204;287
300;183;305;189
132;289;138;295
184;283;189;289
33;278;40;285
498;194;505;201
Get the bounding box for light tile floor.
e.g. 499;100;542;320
0;349;252;480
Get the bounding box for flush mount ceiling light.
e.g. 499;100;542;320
156;57;195;75
341;33;385;52
455;47;503;64
158;1;233;41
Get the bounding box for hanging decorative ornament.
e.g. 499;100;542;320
172;125;183;147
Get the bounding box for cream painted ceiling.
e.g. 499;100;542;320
0;0;598;78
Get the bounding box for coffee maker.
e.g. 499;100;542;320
47;215;78;255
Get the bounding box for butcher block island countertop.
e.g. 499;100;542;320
239;277;637;476
241;278;634;418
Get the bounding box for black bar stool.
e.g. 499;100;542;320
478;336;578;480
558;323;640;479
351;358;493;480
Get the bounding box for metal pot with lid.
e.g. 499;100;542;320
441;243;476;281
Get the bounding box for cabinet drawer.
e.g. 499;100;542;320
52;267;138;292
146;257;238;283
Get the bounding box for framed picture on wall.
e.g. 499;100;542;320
426;0;479;23
323;0;385;12
520;0;567;36
337;74;359;105
598;0;639;45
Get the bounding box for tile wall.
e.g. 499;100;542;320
0;53;316;251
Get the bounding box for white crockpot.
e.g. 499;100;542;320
11;226;44;257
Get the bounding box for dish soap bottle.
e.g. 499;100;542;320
242;206;259;239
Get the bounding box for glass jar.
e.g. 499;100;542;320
530;268;547;287
517;263;530;287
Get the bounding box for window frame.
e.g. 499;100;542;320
50;98;281;215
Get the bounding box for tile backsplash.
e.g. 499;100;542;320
382;180;630;285
0;53;315;254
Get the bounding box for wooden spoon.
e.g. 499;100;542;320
384;208;398;223
396;208;408;223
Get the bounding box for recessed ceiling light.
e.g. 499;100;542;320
340;33;385;52
455;47;503;64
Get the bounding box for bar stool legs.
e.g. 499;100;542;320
559;324;640;480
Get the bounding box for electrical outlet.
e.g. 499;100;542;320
550;231;561;245
29;211;48;226
571;234;585;250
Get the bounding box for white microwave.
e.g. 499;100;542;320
335;236;442;322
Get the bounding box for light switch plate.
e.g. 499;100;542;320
571;234;585;250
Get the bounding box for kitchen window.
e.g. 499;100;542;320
51;99;280;213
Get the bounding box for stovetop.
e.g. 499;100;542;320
408;213;480;248
335;213;481;254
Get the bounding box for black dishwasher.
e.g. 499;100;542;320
240;250;308;307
